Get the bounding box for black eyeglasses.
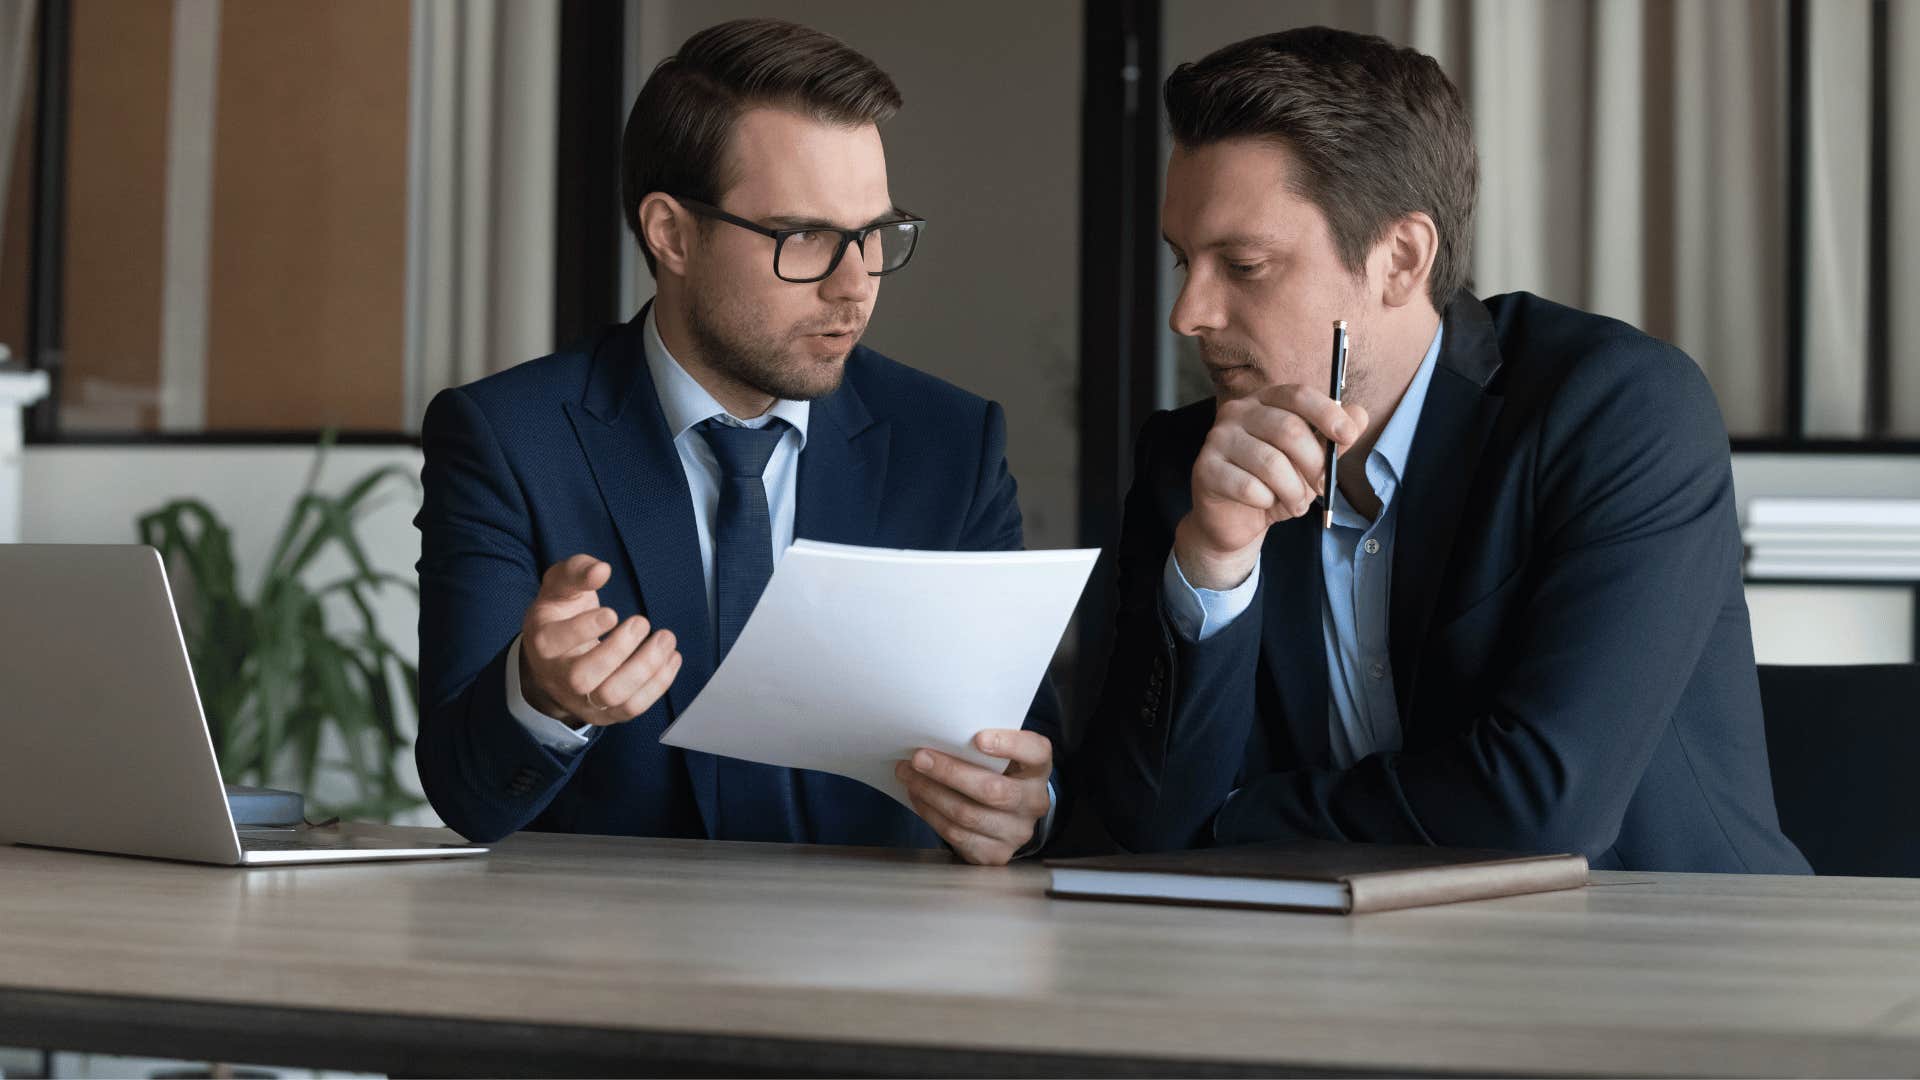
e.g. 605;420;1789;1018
675;197;924;283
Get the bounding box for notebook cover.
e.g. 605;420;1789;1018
1045;840;1590;914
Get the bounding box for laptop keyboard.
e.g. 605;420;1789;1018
238;830;478;854
240;837;312;851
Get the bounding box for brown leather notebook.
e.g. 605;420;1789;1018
1045;840;1589;914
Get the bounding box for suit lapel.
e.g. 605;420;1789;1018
794;353;890;544
562;305;721;828
1388;292;1504;729
1259;514;1331;768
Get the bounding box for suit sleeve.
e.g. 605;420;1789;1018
413;387;602;843
1086;411;1268;851
1216;343;1747;857
959;400;1066;810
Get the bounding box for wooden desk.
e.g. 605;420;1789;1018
3;825;1919;1077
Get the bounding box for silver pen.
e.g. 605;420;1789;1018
1322;320;1349;529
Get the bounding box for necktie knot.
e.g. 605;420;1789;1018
697;417;785;479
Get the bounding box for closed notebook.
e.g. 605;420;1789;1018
1045;840;1589;914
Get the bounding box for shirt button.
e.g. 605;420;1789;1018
1363;537;1381;556
1368;660;1386;680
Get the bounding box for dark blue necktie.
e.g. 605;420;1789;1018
696;417;803;841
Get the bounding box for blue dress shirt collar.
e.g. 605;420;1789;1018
642;305;812;449
1328;321;1445;528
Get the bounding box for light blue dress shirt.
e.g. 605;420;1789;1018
1164;322;1445;770
502;308;1055;849
506;307;807;751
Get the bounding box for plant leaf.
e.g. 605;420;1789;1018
132;434;424;822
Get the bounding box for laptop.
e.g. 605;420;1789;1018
0;544;486;866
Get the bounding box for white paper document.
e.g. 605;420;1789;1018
658;540;1099;808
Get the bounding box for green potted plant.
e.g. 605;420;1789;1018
136;433;424;822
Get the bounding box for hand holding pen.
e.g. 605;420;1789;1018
1173;321;1370;591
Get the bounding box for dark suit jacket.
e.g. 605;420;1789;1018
1086;291;1809;874
415;309;1061;846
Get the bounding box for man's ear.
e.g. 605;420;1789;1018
1378;211;1439;309
638;193;695;277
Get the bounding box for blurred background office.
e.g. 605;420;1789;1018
0;0;1915;835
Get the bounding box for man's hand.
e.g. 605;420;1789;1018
895;729;1053;866
519;554;681;727
1175;383;1369;589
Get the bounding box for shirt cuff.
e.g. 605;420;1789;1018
1161;550;1261;642
505;634;593;753
1013;780;1058;860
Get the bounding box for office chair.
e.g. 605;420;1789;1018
1758;663;1920;877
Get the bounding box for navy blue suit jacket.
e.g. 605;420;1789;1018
1087;292;1809;874
415;310;1061;846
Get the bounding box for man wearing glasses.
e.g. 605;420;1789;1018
414;18;1059;865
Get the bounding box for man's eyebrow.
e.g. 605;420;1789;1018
1200;234;1286;251
765;209;908;230
1163;233;1285;254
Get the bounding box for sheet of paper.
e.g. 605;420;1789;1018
658;540;1099;808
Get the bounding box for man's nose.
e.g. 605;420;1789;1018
819;237;877;303
1170;272;1224;337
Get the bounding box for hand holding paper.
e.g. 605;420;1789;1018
896;727;1055;865
658;541;1098;845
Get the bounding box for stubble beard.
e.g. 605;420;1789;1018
683;288;861;404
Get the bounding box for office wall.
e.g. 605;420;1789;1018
1734;454;1920;664
62;0;172;430
623;1;1083;551
0;93;27;357
17;0;413;434
202;0;411;430
21;444;436;824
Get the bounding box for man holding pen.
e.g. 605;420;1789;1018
1084;27;1808;874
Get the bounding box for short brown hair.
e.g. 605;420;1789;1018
1164;27;1477;309
621;18;903;276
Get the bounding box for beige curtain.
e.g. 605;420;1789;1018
1384;0;1920;439
0;0;34;275
1170;0;1920;440
1890;0;1920;437
1802;0;1869;436
1382;0;1789;437
405;0;559;428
